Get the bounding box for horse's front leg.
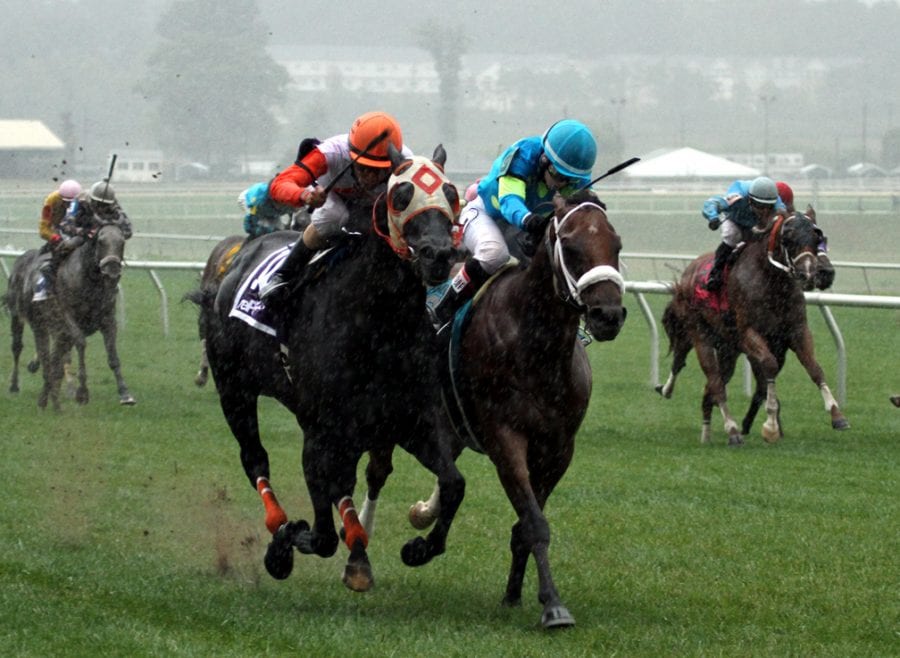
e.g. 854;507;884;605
694;339;741;445
10;314;24;393
100;315;135;405
791;324;849;430
73;341;88;405
740;329;782;442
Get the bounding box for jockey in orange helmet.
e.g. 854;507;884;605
260;111;412;303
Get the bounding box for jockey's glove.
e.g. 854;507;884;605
708;216;722;230
50;233;62;244
522;212;549;236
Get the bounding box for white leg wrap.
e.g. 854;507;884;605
358;495;377;537
819;383;838;411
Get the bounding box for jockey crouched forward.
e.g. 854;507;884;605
39;180;133;297
427;119;599;333
258;111;412;304
237;180;295;240
700;176;786;292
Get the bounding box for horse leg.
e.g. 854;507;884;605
657;325;691;399
358;444;394;537
741;364;768;437
72;340;89;405
740;329;783;442
493;429;574;630
792;324;849;430
695;340;741;445
100;316;135;405
409;481;441;530
10;314;24;393
194;337;209;387
398;427;465;569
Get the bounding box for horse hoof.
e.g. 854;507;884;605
728;434;745;447
194;375;207;388
408;502;436;530
341;562;374;592
400;536;433;567
9;385;18;394
264;525;295;580
541;604;575;629
27;361;40;374
76;391;89;405
120;395;136;406
832;418;850;431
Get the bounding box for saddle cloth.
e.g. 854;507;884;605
228;245;291;336
691;254;730;312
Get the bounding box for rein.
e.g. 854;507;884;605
546;201;625;309
766;214;816;277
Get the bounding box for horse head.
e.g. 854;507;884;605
549;190;627;341
381;144;458;286
90;221;127;284
768;211;820;291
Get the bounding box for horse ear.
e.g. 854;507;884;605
432;144;447;168
388;143;405;171
806;204;816;221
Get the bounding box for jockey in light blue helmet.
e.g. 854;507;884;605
426;118;600;335
541;119;597;185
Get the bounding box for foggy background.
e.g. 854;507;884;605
2;0;900;181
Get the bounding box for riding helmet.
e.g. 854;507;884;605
749;177;778;205
348;111;403;168
541;119;597;181
58;179;82;201
90;180;117;204
776;181;794;208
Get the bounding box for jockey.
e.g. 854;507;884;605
701;176;787;292
40;180;132;294
39;179;81;253
776;180;835;290
258;111;413;303
237;180;294;239
427;119;598;332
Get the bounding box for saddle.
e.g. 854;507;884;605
439;259;520;453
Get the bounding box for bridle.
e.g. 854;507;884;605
91;221;125;278
545;201;625;310
766;213;817;278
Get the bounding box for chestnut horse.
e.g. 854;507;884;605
657;210;849;444
365;189;627;629
195;147;465;592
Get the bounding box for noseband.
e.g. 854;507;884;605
766;214;817;277
547;201;625;309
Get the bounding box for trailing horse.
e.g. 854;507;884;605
196;146;465;592
657;210;849;444
369;189;627;629
6;221;134;409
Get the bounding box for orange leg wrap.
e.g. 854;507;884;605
338;496;368;550
256;477;288;535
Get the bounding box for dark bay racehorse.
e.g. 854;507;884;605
6;221;134;409
657;210;849;444
196;147;464;592
190;234;246;387
372;189;627;629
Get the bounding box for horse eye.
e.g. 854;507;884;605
389;181;414;212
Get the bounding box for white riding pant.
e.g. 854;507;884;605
721;218;744;247
457;195;510;275
310;193;350;241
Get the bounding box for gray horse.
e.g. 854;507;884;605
5;221;135;409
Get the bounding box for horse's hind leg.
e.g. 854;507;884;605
657;304;691;398
100;317;135;405
194;337;210;387
695;340;741;445
358;445;394;537
10;315;24;393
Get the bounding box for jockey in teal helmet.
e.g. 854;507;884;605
427;119;598;334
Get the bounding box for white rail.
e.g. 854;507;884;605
3;249;898;404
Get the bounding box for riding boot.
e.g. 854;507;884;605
703;242;732;292
259;240;315;304
427;257;490;334
39;254;61;295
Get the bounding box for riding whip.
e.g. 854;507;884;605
579;156;640;190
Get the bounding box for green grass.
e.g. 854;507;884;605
0;270;897;656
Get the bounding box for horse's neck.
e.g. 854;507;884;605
736;237;797;297
515;246;581;342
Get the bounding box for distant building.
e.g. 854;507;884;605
113;150;164;183
0;119;65;178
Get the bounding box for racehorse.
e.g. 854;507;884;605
189;234;246;387
372;189;627;629
195;146;465;592
6;221;134;409
656;210;849;444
